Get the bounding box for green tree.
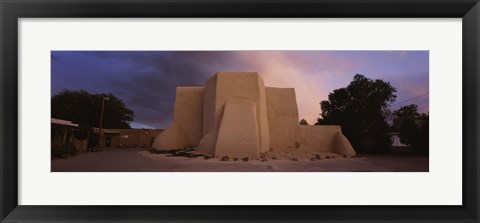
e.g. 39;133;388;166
51;90;134;129
299;119;309;125
316;74;397;153
393;104;418;118
398;119;418;145
394;104;429;155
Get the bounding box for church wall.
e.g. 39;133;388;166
173;87;204;145
265;87;299;150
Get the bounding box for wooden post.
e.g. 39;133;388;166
97;97;108;148
62;127;67;145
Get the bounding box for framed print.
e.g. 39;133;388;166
1;0;479;222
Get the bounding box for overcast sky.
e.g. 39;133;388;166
51;51;429;129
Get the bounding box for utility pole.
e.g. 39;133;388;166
97;97;109;149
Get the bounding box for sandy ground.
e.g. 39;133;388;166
51;148;429;172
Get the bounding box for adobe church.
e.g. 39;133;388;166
153;72;356;159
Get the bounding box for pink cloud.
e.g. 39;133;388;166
233;51;353;124
335;70;345;77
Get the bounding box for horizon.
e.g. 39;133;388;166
51;51;429;129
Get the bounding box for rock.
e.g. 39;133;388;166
343;154;347;158
326;156;330;159
242;157;249;162
292;157;299;161
233;157;238;161
221;156;229;161
272;156;277;160
315;154;321;160
204;156;211;160
261;158;268;162
310;158;315;161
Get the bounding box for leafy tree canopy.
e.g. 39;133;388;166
299;119;309;125
393;104;429;155
393;104;419;118
51;90;134;129
316;74;397;153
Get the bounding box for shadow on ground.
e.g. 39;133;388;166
51;148;429;172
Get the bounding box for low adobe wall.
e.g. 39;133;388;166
110;129;164;148
297;125;341;152
297;125;356;156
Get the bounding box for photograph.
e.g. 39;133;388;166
2;0;478;221
50;50;429;172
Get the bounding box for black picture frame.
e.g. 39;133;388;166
1;0;479;222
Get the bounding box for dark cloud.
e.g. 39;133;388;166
51;51;429;128
51;51;251;128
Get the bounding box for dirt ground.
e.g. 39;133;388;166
51;148;429;172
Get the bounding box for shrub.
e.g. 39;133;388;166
51;142;77;158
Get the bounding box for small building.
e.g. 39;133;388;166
51;118;89;153
51;118;79;145
93;128;163;148
390;116;428;154
387;132;411;153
